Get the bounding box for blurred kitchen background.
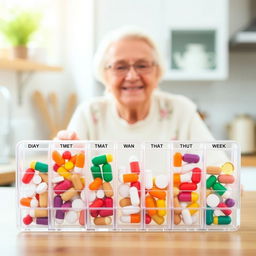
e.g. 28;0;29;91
0;0;255;188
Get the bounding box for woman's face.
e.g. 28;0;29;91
104;38;160;108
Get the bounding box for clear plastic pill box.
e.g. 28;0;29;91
16;140;240;232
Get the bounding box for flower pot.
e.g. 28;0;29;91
13;46;28;59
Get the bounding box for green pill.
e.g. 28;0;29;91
213;216;231;225
102;163;113;182
90;165;102;179
213;182;227;196
30;161;48;173
206;208;214;225
92;154;113;166
206;175;217;189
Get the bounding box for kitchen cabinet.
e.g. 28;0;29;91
95;0;228;81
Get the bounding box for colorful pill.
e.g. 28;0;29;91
71;173;84;191
36;217;48;225
23;215;33;225
64;161;74;171
89;177;103;190
94;217;112;225
61;187;78;201
178;192;199;202
52;151;65;166
102;182;114;197
225;198;235;207
145;195;157;217
62;151;71;160
20;197;32;207
213;216;231;225
53;180;72;194
120;214;140;223
217;202;232;216
182;154;200;164
173;172;192;187
174;214;182;225
129;156;140;174
39;192;48;207
74;153;85;173
221;162;234;175
173;152;182;167
119;173;138;183
39;173;48;183
206;208;214;225
102;163;113;182
206;175;217;189
206;193;220;207
191;167;201;184
30;161;48;173
145;214;152;224
89;198;104;217
156;199;166;217
90;165;102;179
173;197;182;215
54;195;63;207
22;168;35;184
149;187;166;200
212;182;227;196
119;197;131;207
206;166;222;175
57;166;71;180
151;214;164;225
218;174;235;184
187;202;200;215
179;182;197;191
92;154;112;166
79;210;86;226
131;181;141;197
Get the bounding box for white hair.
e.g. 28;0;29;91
93;26;165;84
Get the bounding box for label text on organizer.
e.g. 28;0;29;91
123;144;135;148
212;144;226;148
60;144;73;148
180;144;192;148
28;144;39;148
95;144;108;148
151;143;163;148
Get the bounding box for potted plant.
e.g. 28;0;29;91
0;10;41;59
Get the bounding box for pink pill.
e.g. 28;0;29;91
218;175;235;184
182;154;200;163
217;202;232;216
54;180;72;194
22;168;35;184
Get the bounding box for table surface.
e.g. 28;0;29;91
0;188;256;256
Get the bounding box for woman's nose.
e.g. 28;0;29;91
125;66;140;80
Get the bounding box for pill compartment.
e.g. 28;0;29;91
143;142;171;230
49;141;87;231
86;142;115;231
17;141;50;231
204;141;240;231
171;142;204;230
115;142;143;230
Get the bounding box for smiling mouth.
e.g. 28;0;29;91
121;86;144;91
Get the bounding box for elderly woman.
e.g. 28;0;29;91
57;28;213;140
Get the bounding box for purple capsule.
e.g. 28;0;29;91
56;209;65;220
61;201;72;212
225;198;235;207
182;154;200;163
36;217;48;225
54;195;63;207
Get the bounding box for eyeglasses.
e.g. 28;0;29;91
105;61;156;76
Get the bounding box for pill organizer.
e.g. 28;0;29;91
16;140;240;232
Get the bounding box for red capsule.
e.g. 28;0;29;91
62;151;71;160
99;197;113;217
129;156;140;174
145;214;151;224
191;167;201;184
23;215;33;225
22;168;35;184
217;202;232;216
90;198;104;217
53;180;72;194
179;182;197;191
131;181;141;197
53;164;60;172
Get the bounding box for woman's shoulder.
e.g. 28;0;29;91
154;90;197;112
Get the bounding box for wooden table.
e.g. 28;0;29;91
0;158;15;185
0;188;256;256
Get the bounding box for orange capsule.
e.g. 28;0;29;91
149;187;166;200
145;195;157;217
79;210;86;225
52;150;65;166
174;152;182;167
20;197;32;207
75;153;85;168
89;177;103;190
119;173;138;183
70;155;77;165
130;214;141;223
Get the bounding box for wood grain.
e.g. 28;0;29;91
17;192;256;256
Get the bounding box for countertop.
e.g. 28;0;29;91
0;188;256;256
